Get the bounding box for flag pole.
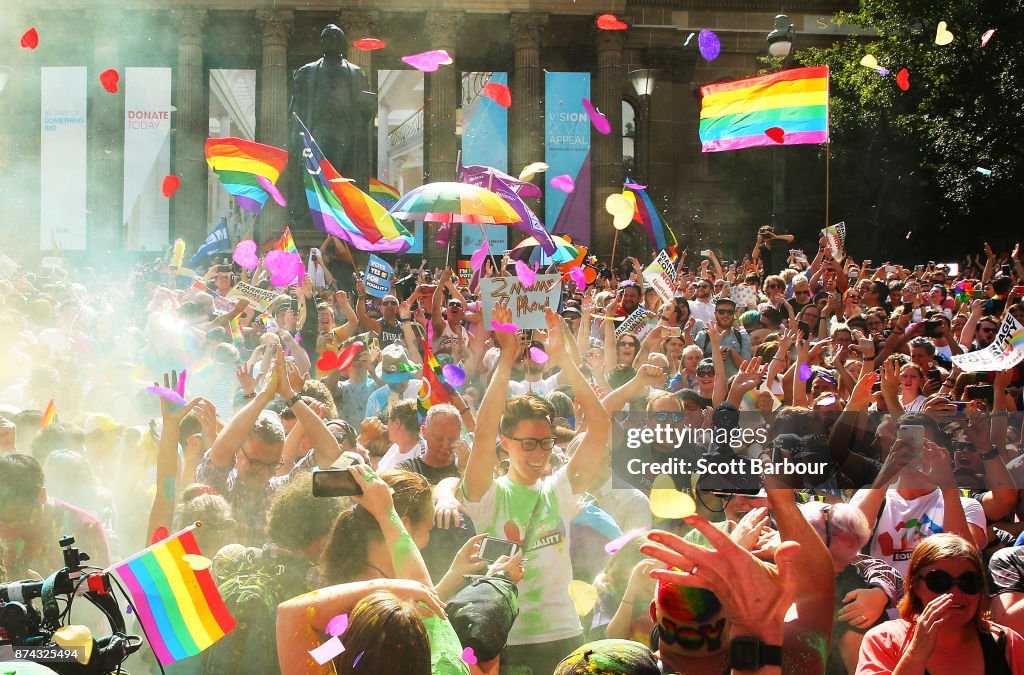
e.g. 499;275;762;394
825;141;831;229
102;522;202;575
610;230;621;273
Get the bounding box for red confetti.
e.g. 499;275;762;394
161;175;180;198
150;526;169;544
99;69;119;93
336;342;364;371
896;68;910;91
317;350;340;372
482;82;512;108
20;28;39;49
353;37;386;50
765;127;785;143
596;14;628;30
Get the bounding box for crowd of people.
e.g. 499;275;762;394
3;227;1024;675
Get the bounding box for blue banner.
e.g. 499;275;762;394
461;72;509;254
405;221;424;255
544;73;591;247
365;253;395;298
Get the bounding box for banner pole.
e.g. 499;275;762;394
825;141;831;229
610;229;621;273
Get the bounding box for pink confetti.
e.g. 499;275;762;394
461;647;478;665
146;386;187;406
233;240;260;270
401;49;452;72
442;363;466;387
175;369;187;397
981;28;996;47
906;231;912;239
605;527;649;554
798;363;813;382
623;181;646;190
515;259;536;287
325;613;349;637
581;98;611;135
569;266;587;289
256;175;287;207
309;636;345;665
265;250;304;287
491;320;518;333
529;346;549;364
550;174;575;193
470;239;489;272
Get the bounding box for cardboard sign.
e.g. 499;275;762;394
480;274;562;330
226;281;278;313
729;284;758;310
821;222;846;261
615;306;658;340
364;254;394;299
643;251;677;305
457;260;472;287
952;314;1024;373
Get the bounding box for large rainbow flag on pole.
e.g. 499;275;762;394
205;138;289;213
369;178;401;209
294;114;413;254
107;523;234;665
699;66;829;152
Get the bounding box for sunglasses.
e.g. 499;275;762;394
381;300;399;306
918;569;984;595
716;308;736;315
448;301;463;308
794;290;810;296
653;411;685;423
696;368;715;376
617;340;638;348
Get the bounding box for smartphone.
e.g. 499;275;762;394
863;260;872;267
896;425;924;447
1013;286;1024;295
928;367;942;382
965;384;995;404
922;320;943;338
797;321;811;336
885;265;896;274
952;401;970;418
902;301;913;314
478;536;519;562
681;266;690;274
700;249;712;257
218;264;232;273
311;468;363;497
664;327;681;337
970;290;987;300
915;265;924;273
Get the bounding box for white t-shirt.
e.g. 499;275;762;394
856;488;986;577
903;394;929;412
461;467;582;646
377;440;424;472
508;373;560;398
689;299;716;326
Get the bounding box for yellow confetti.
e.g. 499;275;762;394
54;625;93;664
859;54;883;71
604;193;634;230
182;553;212;571
568;579;599;615
518;161;549;182
935;21;954;46
649;474;697;520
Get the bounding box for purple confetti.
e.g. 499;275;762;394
353;651;364;667
605;527;649;554
442;363;466;387
798;363;813;382
698;30;721;61
146;386;187;406
325;613;349;637
515;259;537;287
876;67;890;76
126;605;133;614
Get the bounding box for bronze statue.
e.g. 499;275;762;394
287;24;376;222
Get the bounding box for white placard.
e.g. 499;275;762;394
123;67;172;251
480;274;562;330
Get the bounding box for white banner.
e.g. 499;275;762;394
615;306;658;340
480;274;562;330
951;314;1024;373
41;67;87;251
643;251;677;305
123;67;172;251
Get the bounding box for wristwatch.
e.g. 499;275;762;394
729;636;782;671
284;393;303;409
981;445;1001;461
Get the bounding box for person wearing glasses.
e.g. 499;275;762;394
857;533;1024;674
689;279;717;325
431;266;471;360
457;304;612;674
693;298;751;379
354;277;405;347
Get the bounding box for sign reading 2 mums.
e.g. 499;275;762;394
545;73;591;248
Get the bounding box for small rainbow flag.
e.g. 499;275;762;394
40;399;57;429
228;316;245;353
295;114;413;254
417;344;452;420
273;226;298;255
369;178;401;209
108;524;234;665
622;178;675;251
205;137;289;214
699;65;829;152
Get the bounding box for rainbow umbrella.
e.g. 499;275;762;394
388;182;522;224
511;234;577;263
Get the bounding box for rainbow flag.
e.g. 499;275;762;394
273;226;298;255
369;178;401;209
699;66;829;152
295;114;413;254
39;399;57;429
623;179;676;251
417;344;452;420
205;137;289;214
109;524;234;665
228;316;245;353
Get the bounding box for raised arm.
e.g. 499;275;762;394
208;356;277;467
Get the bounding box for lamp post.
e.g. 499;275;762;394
766;15;794;227
627;69;658;185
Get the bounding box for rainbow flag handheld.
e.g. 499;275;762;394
369;178;401;209
205;137;289;214
294;114;413;254
107;523;234;665
40;399;57;429
273;225;298;255
417;344;453;420
699;66;829;152
622;178;676;251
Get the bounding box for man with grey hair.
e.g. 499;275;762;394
397;403;464;485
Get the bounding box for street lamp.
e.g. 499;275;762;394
627;69;659;184
766;15;795;58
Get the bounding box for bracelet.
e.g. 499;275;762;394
981;446;1001;461
400;318;412;323
241;392;257;400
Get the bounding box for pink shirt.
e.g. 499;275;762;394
857;618;1024;674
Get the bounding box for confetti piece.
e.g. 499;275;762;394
53;625;93;665
175;369;187;397
977;167;992;175
515;259;537;287
623;181;647;190
461;647;478;665
161;175;180;198
765;127;785;143
698;30;721;61
353;38;386;50
684;32;695;46
605;193;634;230
317;350;340;372
170;238;186;267
491;320;518;333
233;240;260;270
353;651;364;667
442;363;466;387
798;362;813;381
859;54;883;71
581;98;611;135
126;605;133;614
569;266;587;289
896;68;910;91
146;386;187;406
550;174;575;193
471;240;489;272
519;161;549;182
99;69;119;93
337;342;364;371
20;28;39;49
150;527;169;544
935;21;954;46
605;527;649;554
529;347;549;364
309;636;345;665
256;175;287;207
482;81;512;108
265;249;305;287
649;474;697;519
401;49;452;72
906;231;912;239
981;28;996;47
816;394;838;407
326;613;349;637
568;580;599;615
876;67;890;76
182;554;212;571
596;14;628;30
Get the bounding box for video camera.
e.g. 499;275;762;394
0;535;142;674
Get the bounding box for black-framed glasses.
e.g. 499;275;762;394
696;367;715;376
653;411;685;423
918;569;984;595
716;308;736;315
506;436;557;452
448;301;463;308
240;447;284;471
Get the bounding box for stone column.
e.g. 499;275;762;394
339;11;379;185
89;10;124;253
423;12;464;265
171;9;208;248
591;26;625;261
509;13;548;250
255;9;293;242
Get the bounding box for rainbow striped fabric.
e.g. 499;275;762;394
39;399;57;429
369;178;401;209
295;115;413;254
273;225;298;254
111;525;234;665
699;65;829;152
417;344;452;420
205;137;289;214
622;179;675;251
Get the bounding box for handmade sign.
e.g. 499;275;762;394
480;274;562;330
821;222;846;261
952;314;1024;373
226;281;278;313
364;254;394;298
615;306;658;340
643;251;677;304
456;260;472;287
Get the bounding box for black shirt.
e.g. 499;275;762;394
397;456;461;485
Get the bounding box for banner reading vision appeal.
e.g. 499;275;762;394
480;274;562;330
952;314;1024;373
545;73;591;247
